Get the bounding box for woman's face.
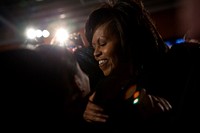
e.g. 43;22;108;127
92;24;121;76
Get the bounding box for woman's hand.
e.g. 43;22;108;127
83;92;109;123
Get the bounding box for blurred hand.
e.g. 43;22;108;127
83;92;109;123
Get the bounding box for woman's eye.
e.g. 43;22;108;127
99;40;106;46
100;43;105;46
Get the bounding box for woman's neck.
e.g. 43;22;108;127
112;63;136;81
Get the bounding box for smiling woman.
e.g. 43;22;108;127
82;0;172;132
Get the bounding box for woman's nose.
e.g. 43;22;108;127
93;47;101;57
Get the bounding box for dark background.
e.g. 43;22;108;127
0;0;187;45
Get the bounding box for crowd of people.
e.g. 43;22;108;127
0;0;199;132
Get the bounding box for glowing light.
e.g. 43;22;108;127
133;98;139;104
165;41;172;46
42;30;50;38
60;14;66;19
36;29;43;38
55;28;69;44
26;28;36;39
175;38;185;44
133;91;140;99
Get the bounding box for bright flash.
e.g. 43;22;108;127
42;30;50;38
55;28;69;45
36;29;43;38
26;28;36;39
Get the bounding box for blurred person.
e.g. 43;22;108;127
74;45;105;92
164;0;200;130
82;0;172;132
0;44;90;131
73;45;107;132
165;40;200;131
